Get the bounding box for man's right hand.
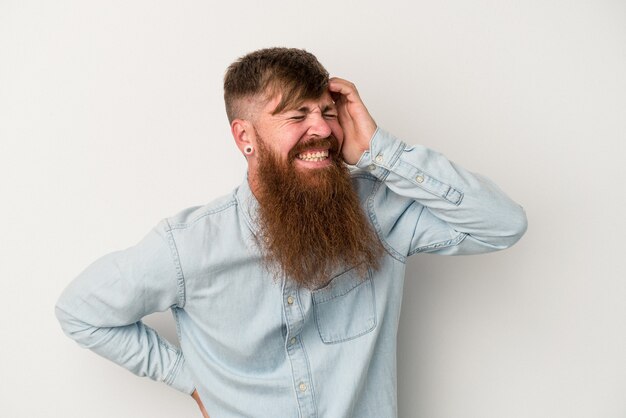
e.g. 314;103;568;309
328;77;377;165
192;390;210;418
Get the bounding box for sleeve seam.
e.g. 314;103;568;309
163;350;184;386
163;219;187;309
408;232;467;255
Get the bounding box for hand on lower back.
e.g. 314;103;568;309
192;390;210;418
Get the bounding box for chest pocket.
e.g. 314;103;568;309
311;266;377;344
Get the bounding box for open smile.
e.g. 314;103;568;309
294;148;333;169
297;149;330;162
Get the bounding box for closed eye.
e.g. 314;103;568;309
323;113;337;119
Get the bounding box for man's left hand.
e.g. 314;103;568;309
329;77;377;165
192;390;210;418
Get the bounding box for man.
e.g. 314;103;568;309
56;47;527;418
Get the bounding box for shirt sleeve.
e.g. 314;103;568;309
55;218;196;395
355;128;528;258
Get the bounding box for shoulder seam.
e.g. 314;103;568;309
163;218;187;308
167;200;237;230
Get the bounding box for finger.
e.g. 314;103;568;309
328;78;361;102
335;97;353;123
328;78;354;95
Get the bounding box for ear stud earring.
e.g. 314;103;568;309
244;145;254;155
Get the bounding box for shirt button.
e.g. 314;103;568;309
416;175;425;183
290;337;297;345
368;164;376;171
299;383;307;392
287;296;295;305
375;155;384;163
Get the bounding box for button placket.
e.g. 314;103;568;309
282;280;317;417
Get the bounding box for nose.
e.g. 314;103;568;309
307;112;332;138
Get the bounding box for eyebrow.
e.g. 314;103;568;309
292;104;337;114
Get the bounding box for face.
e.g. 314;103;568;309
251;125;383;289
249;91;344;178
241;91;383;289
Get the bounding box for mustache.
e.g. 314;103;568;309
288;135;341;161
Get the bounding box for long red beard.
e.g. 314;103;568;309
254;134;384;289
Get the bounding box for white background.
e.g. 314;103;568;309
2;1;625;417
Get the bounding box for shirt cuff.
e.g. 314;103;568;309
164;353;196;395
355;127;407;178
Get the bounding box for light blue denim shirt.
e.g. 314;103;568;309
56;128;527;418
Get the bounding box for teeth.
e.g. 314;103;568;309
298;150;329;162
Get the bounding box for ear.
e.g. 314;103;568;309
231;119;256;156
